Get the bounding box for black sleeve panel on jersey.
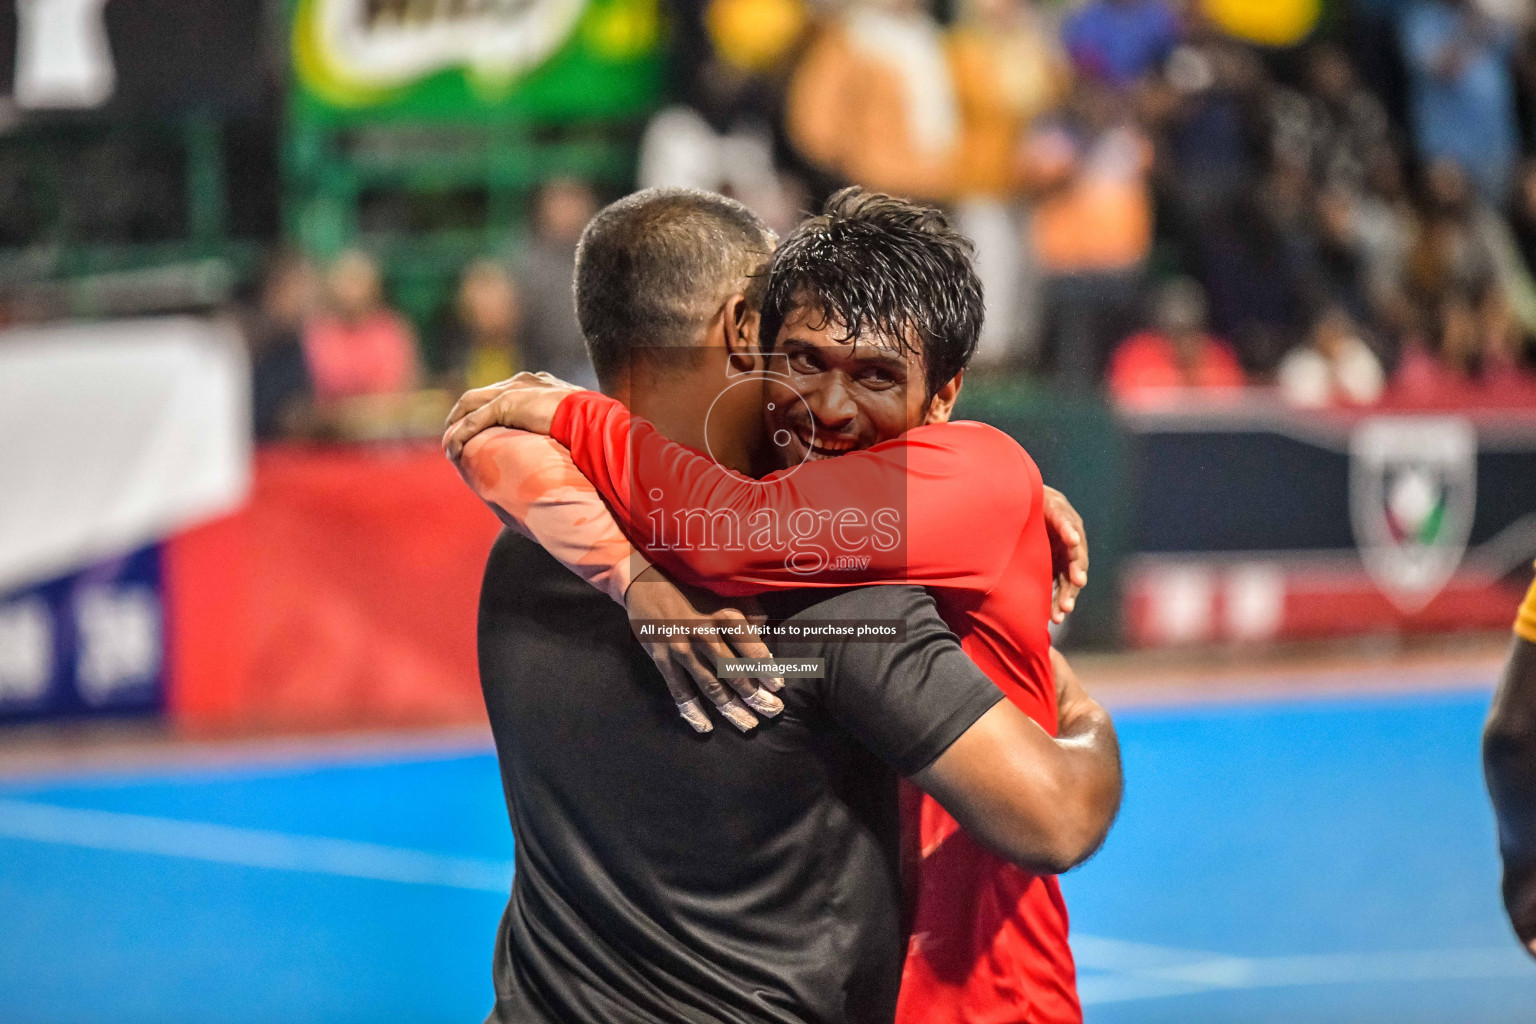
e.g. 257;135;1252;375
779;585;1005;777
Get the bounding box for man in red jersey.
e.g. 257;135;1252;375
447;188;1118;1023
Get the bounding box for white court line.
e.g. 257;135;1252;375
1072;934;1535;1004
0;798;513;894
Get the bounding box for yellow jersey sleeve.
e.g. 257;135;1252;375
1518;564;1536;644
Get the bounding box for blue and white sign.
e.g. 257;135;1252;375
0;545;164;720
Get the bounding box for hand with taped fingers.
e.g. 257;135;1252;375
624;563;786;733
443;371;583;463
1042;485;1089;625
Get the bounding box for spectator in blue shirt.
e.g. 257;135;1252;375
1399;0;1519;204
1062;0;1179;90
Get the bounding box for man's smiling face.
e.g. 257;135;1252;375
763;303;936;468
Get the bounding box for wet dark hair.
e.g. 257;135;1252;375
759;187;983;397
574;187;775;388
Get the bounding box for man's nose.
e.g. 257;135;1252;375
805;377;858;431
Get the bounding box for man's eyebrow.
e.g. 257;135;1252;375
780;334;911;368
842;345;910;371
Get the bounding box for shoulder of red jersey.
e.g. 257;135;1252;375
898;420;1041;475
869;421;1043;527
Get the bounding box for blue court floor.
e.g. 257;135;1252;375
2;681;1533;1023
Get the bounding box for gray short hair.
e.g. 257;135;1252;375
573;188;777;387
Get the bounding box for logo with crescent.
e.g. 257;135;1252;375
1349;416;1476;613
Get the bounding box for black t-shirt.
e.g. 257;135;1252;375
478;530;1002;1024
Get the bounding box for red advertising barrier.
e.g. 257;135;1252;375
163;445;500;731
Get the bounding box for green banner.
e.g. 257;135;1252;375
290;0;664;123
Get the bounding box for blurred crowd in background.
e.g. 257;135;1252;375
246;178;601;440
13;0;1536;441
650;0;1536;413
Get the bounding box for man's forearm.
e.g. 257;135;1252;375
1051;696;1123;865
456;427;648;604
916;693;1123;876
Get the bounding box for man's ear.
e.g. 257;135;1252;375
720;293;763;374
923;370;964;425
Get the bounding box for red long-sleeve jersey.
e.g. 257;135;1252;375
550;390;1081;1024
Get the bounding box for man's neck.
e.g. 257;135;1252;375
603;364;760;475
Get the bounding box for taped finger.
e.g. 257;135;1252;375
716;697;759;733
741;688;783;717
702;639;762;701
654;656;712;733
685;650;757;731
676;698;712;734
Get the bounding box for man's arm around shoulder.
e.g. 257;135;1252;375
914;648;1121;875
809;585;1121;876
